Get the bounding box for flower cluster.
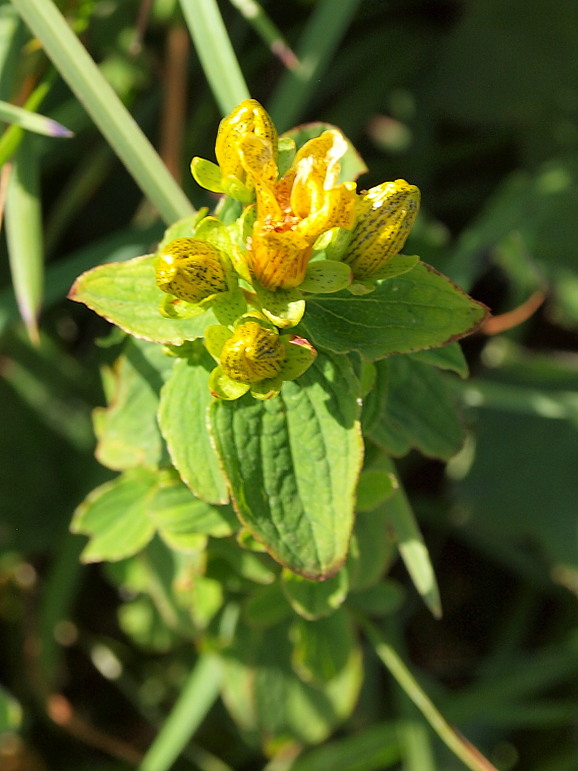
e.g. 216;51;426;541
154;99;421;399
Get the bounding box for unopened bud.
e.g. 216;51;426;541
155;238;228;303
343;180;420;278
220;321;286;384
216;99;278;183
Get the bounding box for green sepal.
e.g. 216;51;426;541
300;260;352;293
204;324;232;359
348;254;421;294
313;226;354;260
253;282;306;328
279;336;317;380
212;287;247;326
249;376;283;400
208;365;250;400
194;215;234;253
190;156;226;194
221;175;255;204
158;293;207;319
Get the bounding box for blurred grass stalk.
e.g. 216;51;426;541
227;0;299;71
178;0;250;115
267;0;361;130
9;0;194;225
4;138;43;343
138;653;223;771
0;99;73;138
361;617;500;771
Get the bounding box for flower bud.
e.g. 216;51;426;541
343;180;420;278
155;238;228;303
215;99;278;183
219;320;286;384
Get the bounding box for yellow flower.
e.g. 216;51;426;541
242;129;357;290
155;238;228;304
343;180;420;279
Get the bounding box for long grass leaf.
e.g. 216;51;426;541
381;457;442;618
10;0;193;225
267;0;361;130
227;0;299;71
138;653;223;771
178;0;250;115
4;137;43;342
360;617;500;771
0;99;72;137
0;78;52;169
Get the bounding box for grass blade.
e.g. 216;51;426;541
227;0;299;70
0;78;53;169
267;0;361;130
381;457;442;618
178;0;250;115
0;99;73;137
4;137;43;342
10;0;194;225
139;653;223;771
360;617;499;771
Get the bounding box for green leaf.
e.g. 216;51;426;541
69;255;219;345
367;356;466;460
348;580;405;617
290;608;355;683
178;0;250;116
71;469;157;563
209;352;363;579
158;348;230;504
282;569;349;620
288;721;400;771
94;338;174;471
409;342;469;377
0;685;22;731
348;255;420;294
221;619;363;745
356;469;397;512
347;508;396;592
209;538;277;586
243;582;293;628
381;459;441;618
303;261;487;360
147;475;238;546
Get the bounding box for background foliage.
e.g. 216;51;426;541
1;1;578;769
